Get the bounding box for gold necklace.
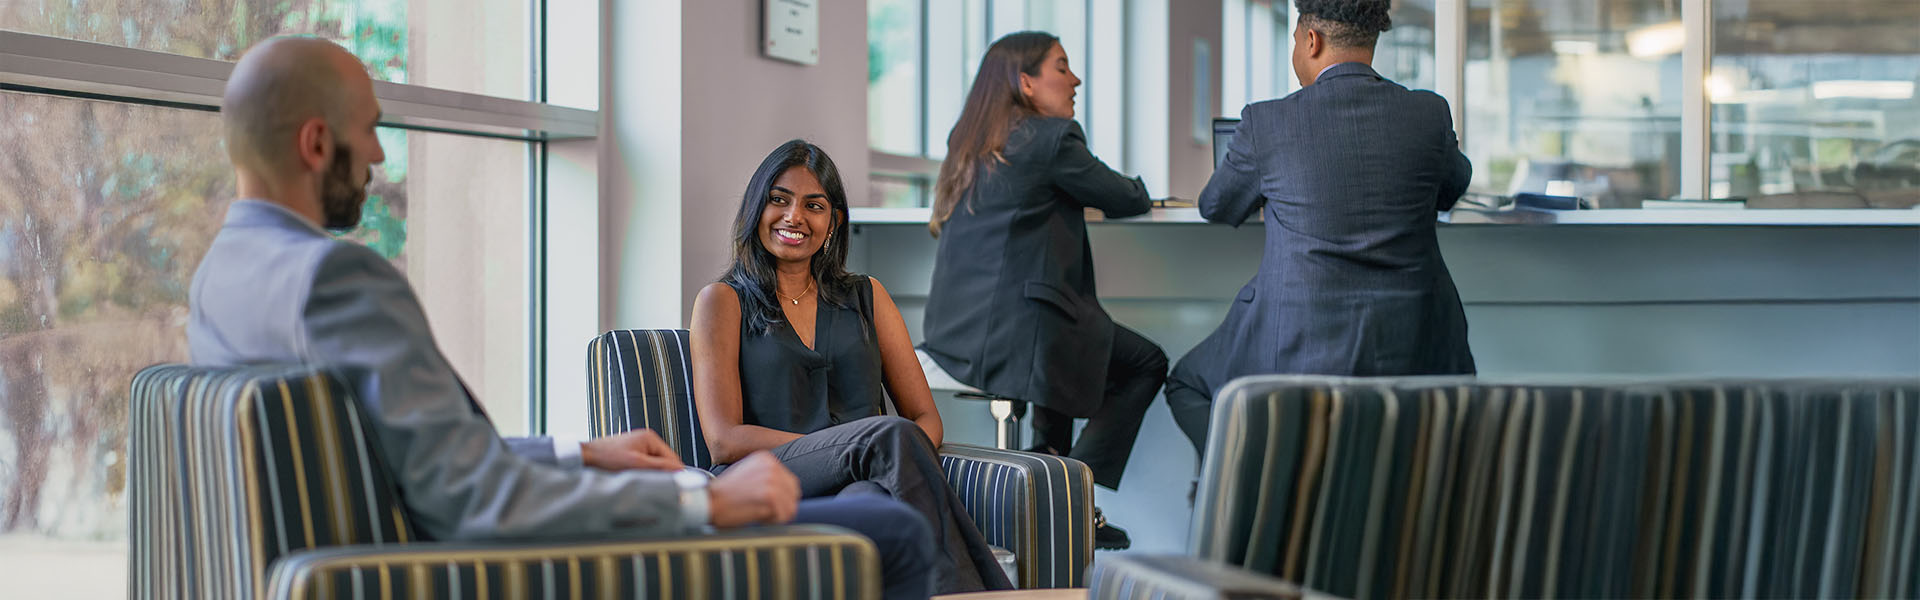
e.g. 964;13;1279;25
776;279;814;305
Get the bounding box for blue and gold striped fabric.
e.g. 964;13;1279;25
938;443;1095;589
131;364;417;600
130;363;885;600
586;329;1098;588
267;526;881;600
1190;376;1920;600
585;329;710;468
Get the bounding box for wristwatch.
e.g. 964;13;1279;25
672;469;711;531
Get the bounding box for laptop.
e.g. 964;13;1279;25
1212;117;1241;169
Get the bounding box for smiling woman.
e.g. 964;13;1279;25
690;140;1015;593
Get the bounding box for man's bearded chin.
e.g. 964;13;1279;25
320;143;367;231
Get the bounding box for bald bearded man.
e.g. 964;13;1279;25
188;37;935;599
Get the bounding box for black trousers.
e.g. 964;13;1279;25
1030;323;1167;489
755;416;1013;594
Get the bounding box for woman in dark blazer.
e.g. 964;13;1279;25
919;31;1166;549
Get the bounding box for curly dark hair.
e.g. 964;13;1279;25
1295;0;1393;49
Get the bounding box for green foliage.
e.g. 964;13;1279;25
867;0;913;83
344;194;408;260
377;128;409;180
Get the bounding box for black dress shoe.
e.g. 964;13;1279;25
1093;508;1131;550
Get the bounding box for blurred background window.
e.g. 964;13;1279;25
866;0;1104;207
0;1;545;595
0;0;530;100
1377;0;1438;91
1465;0;1685;208
1710;0;1920;210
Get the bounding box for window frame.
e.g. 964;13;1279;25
1;17;590;434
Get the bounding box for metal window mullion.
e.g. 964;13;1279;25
1681;0;1712;201
0;30;597;140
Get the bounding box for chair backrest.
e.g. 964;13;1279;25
586;329;713;468
129;364;419;600
1191;375;1920;600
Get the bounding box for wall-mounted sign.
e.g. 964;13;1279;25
763;0;819;66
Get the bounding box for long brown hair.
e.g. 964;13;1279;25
930;31;1059;238
722;140;858;335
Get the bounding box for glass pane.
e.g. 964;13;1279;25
1465;0;1684;207
1223;0;1249;113
927;0;972;160
0;92;529;594
869;174;931;208
0;0;531;100
1273;1;1292;97
1378;0;1437;90
1224;0;1289;111
869;0;924;156
1710;0;1920;209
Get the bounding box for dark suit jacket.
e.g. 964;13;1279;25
189;200;685;541
1177;62;1474;392
922;117;1150;416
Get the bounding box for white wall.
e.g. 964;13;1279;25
603;0;870;332
676;0;872;325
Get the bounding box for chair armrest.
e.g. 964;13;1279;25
266;525;880;600
1087;554;1343;600
937;443;1094;589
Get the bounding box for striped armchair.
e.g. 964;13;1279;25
586;329;1098;589
1094;375;1920;600
130;364;883;600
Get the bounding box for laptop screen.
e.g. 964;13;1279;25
1212;118;1241;169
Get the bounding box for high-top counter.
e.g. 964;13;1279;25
850;206;1920;226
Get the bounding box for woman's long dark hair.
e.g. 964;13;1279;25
930;30;1059;238
723;139;858;335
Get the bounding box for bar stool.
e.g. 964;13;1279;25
916;348;1025;450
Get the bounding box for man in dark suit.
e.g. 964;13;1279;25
190;37;935;599
1164;0;1476;451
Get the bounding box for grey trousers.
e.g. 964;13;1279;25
755;416;1013;594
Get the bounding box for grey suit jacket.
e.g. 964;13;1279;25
189;200;684;541
1175;62;1474;394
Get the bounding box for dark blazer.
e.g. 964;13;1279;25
922;117;1150;416
1179;62;1474;390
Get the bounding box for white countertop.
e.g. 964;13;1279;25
849;207;1920;226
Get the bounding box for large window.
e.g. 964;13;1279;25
1222;0;1289;114
1378;0;1437;90
1;0;575;595
1709;0;1920;209
1223;0;1916;214
1465;0;1685;207
866;0;1107;208
0;0;530;100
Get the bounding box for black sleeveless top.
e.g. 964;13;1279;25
730;276;887;434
